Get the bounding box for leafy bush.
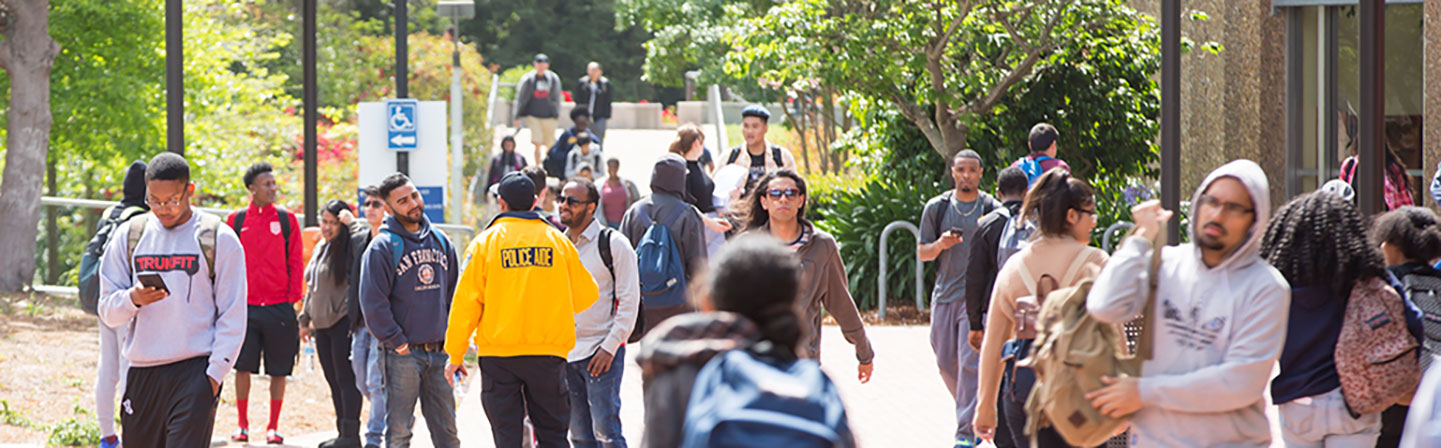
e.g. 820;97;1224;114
46;416;99;447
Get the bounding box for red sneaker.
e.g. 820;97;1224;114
230;428;249;442
266;429;284;445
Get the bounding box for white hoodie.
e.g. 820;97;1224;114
1087;160;1291;447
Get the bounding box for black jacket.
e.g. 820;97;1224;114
965;199;1023;331
347;222;374;333
573;76;613;119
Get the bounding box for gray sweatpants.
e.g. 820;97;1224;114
930;300;979;441
1278;387;1381;448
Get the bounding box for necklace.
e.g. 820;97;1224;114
951;194;982;217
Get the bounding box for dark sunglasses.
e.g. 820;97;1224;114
766;188;803;199
559;195;595;206
364;200;384;208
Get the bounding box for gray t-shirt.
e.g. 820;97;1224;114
920;191;1001;304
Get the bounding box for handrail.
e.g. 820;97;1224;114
878;220;926;319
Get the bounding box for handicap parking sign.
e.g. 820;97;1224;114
387;99;419;151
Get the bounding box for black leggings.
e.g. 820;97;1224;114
316;315;362;421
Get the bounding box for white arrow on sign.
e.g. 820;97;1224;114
390;134;416;146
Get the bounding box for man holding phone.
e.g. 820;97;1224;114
918;150;1001;448
97;153;248;447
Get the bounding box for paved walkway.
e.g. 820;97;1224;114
283;324;958;447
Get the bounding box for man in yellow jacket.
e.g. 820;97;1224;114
444;172;599;448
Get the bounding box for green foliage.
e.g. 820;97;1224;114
0;400;32;427
46;416;100;447
617;0;776;95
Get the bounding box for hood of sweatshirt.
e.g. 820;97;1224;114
122;160;148;206
1189;159;1272;271
636;311;760;380
650;154;690;199
381;214;435;243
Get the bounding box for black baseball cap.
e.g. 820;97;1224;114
533;53;550;63
497;172;536;210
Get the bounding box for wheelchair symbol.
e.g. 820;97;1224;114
389;105;415;132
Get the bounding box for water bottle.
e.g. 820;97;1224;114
452;371;466;403
303;340;316;374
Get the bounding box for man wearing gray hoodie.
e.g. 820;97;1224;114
620;154;708;337
1085;159;1290;447
97;153;248;447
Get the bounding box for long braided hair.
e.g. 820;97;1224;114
1259;191;1386;295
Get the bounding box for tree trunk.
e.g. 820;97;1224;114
0;0;61;292
45;151;57;285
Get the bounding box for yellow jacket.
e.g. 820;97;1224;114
445;213;599;363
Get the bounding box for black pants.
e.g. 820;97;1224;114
478;356;570;448
1000;340;1094;448
1376;404;1408;448
121;356;218;447
317;315;362;422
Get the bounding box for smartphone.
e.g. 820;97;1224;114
137;273;169;295
947;228;963;236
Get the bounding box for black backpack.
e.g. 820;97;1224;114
78;205;148;314
726;145;785;168
598;227;647;343
1402;272;1441;371
230;207;294;263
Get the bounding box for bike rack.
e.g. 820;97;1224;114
878;220;926;319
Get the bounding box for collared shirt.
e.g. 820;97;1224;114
567;218;641;362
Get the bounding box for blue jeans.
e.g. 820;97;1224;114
383;346;459;448
565;346;627;448
351;331;386;447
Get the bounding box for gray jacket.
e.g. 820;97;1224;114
620;154;707;279
513;70;563;120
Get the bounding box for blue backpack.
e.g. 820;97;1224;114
635;203;690;310
1018;155;1055;186
682;349;853;448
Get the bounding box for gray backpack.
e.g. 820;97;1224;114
996;209;1035;269
1402;273;1441;371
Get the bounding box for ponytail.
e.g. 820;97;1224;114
670;124;704;157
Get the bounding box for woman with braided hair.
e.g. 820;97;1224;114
1371;206;1441;447
1259;191;1391;447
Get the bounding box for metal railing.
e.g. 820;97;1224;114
877;220;926;319
35;196;478;294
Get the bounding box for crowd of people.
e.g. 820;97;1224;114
79;86;1441;448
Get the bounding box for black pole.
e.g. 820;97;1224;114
303;0;318;227
1161;0;1180;243
166;0;183;155
1357;0;1385;216
395;0;409;175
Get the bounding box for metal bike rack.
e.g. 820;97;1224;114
878;220;926;319
1102;221;1135;253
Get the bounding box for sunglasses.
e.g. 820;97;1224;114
766;188;802;199
364;200;384;208
559;195;595;206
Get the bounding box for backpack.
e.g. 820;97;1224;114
929;191;998;239
124;212;224;283
1018;155;1055;186
1335;277;1422;416
1402;272;1441;372
1019;237;1160;447
79;205;147;314
230;207;294;264
634;203;691;315
378;227;454;270
995;208;1035;269
682;349;853;448
598;227;646;344
1011;251;1094;340
727;145;786;169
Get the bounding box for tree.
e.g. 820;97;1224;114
0;0;60;292
730;0;1148;161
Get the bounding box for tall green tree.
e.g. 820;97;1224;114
0;0;60;292
730;0;1150;161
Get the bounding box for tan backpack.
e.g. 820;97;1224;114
1335;277;1421;416
1020;236;1161;447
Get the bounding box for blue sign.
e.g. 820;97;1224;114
356;186;445;224
386;99;418;151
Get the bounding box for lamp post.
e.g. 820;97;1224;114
438;1;475;224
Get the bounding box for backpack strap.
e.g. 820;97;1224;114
125;214;150;276
771;145;784;168
277;208;293;265
932;191;953;237
1059;249;1095;286
1134;231;1167;361
1015;262;1038;297
379;229;404;268
230;209;247;236
727;147;742;165
598;227;618;315
195;213;222;281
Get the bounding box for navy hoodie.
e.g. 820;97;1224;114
359;215;459;349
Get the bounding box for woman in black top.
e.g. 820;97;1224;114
670;124;732;235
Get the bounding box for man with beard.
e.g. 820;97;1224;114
1086;160;1290;447
918;150;1002;447
359;173;462;447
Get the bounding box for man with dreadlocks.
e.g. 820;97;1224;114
1085;160;1289;447
1259;192;1391;446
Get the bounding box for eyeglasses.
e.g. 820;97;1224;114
145;194;187;210
363;200;384;208
558;195;595;206
1073;207;1098;216
1197;194;1254;217
766;188;802;199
